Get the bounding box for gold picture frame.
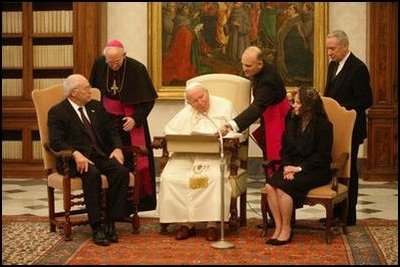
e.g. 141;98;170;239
148;2;328;100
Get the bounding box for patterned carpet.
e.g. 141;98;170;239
2;215;397;265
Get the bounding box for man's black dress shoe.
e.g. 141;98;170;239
105;222;118;243
92;227;110;246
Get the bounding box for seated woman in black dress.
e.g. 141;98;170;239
265;87;333;246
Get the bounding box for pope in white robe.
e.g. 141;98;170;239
158;82;242;241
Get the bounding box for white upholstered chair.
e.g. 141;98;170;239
153;73;251;232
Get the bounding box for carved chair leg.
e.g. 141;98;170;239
325;205;333;244
291;209;296;227
47;186;56;232
260;192;268;236
63;221;72;241
239;191;247;227
131;205;140;234
341;199;349;235
63;186;72;241
229;197;239;233
131;174;141;233
126;185;140;234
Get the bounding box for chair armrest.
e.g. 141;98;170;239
223;138;241;175
152;136;167;150
123;145;148;156
262;159;282;169
330;152;349;191
44;142;148;158
44;142;74;159
44;142;75;179
261;159;282;180
222;137;240;151
331;152;348;172
152;136;169;170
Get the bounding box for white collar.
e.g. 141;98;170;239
67;98;82;112
339;51;351;67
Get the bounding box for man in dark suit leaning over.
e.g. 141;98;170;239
219;46;291;155
48;74;130;246
324;30;373;226
219;46;291;227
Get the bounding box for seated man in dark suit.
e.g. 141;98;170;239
48;74;130;246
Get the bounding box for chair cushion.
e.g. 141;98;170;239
48;172;135;190
229;168;247;198
306;183;348;198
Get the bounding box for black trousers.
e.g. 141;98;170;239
71;152;129;229
347;141;360;224
334;141;359;225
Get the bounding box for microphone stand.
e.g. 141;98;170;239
202;113;234;249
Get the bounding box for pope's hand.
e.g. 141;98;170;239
219;125;231;136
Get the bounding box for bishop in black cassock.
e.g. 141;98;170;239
89;39;158;212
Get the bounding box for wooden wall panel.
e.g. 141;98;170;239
364;2;398;181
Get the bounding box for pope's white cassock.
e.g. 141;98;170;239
158;95;243;223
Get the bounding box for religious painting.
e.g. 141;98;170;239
149;2;328;99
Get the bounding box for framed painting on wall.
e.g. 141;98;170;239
148;2;328;99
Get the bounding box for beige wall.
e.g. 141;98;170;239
107;2;369;157
329;3;368;157
107;2;148;65
329;2;367;63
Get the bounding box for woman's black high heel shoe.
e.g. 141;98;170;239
271;230;293;246
265;238;277;245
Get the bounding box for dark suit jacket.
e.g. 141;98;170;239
48;99;123;172
234;62;287;132
324;52;372;145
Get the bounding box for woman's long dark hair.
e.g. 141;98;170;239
297;86;328;121
286;87;328;149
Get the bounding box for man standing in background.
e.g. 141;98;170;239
324;30;372;226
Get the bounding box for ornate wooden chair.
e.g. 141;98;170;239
32;84;144;240
153;74;251;233
260;96;356;243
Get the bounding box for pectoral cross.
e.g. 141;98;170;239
110;79;119;94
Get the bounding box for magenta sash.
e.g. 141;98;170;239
103;96;153;196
